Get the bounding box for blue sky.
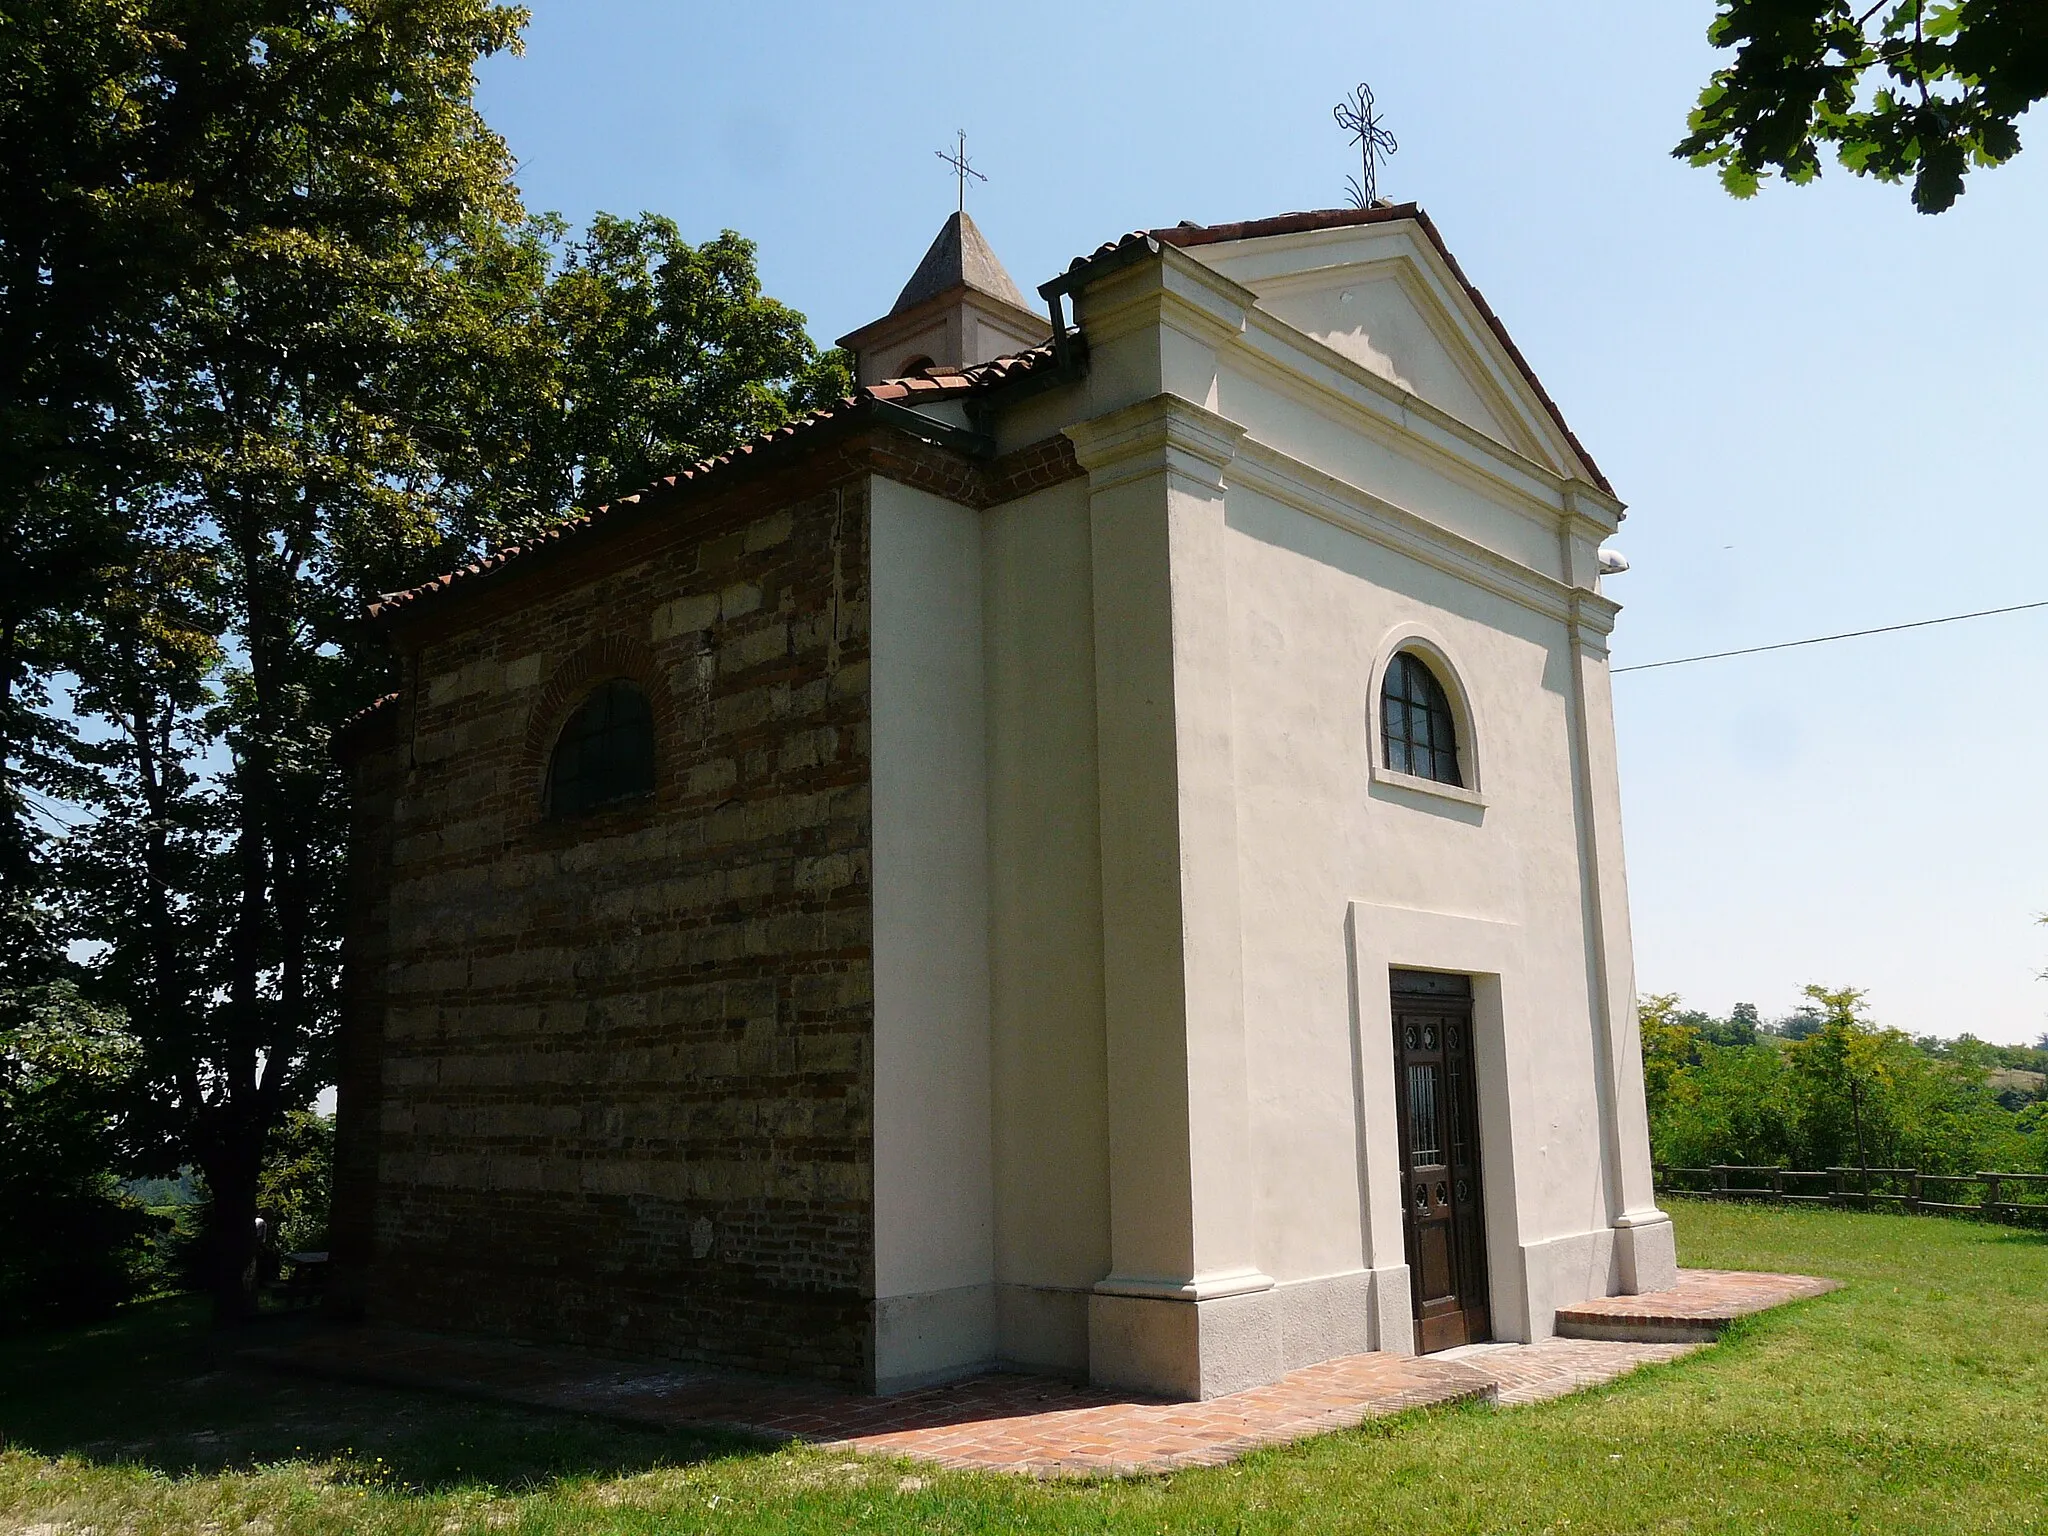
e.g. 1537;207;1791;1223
476;0;2048;1044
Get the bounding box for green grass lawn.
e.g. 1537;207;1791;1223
2;1201;2044;1534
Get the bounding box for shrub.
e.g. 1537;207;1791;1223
0;983;161;1331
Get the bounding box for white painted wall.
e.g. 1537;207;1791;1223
982;479;1112;1371
856;212;1669;1395
869;477;996;1385
1220;484;1618;1307
1038;216;1669;1390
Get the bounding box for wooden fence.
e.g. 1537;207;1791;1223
1655;1165;2048;1227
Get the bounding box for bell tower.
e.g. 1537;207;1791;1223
837;209;1050;385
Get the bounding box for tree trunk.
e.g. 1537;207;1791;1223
201;1129;267;1325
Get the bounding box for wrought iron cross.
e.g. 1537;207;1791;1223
1333;82;1398;208
935;129;986;214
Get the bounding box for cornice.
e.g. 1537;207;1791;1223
1230;434;1614;629
1062;392;1623;633
1071;246;1254;356
837;282;1049;354
1569;590;1620;646
1063;393;1247;494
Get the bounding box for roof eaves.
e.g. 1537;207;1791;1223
331;691;399;763
369;343;1065;627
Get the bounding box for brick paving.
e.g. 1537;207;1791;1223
1555;1268;1838;1342
1438;1337;1702;1405
260;1267;1834;1476
822;1352;1497;1475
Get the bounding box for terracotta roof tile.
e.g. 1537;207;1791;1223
336;691;399;734
370;343;1063;623
372;205;1614;631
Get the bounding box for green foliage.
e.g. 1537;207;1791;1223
258;1111;334;1256
0;983;159;1331
1678;0;2048;212
21;0;534;1322
429;212;854;549
1642;983;2046;1174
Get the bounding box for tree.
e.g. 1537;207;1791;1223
1678;0;2048;213
1642;984;2023;1175
429;212;852;547
1638;993;1704;1131
11;5;851;1330
0;1;183;998
45;0;529;1323
258;1109;334;1258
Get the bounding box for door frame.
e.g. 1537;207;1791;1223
1389;970;1490;1351
1344;902;1527;1350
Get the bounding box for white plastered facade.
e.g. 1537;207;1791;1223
863;214;1674;1399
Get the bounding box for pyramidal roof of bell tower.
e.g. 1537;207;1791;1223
890;210;1033;314
838;211;1049;387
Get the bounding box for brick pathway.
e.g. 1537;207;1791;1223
823;1352;1498;1474
261;1267;1834;1476
1555;1268;1838;1343
1438;1337;1702;1405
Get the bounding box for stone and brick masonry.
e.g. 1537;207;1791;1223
335;452;879;1383
329;420;1084;1389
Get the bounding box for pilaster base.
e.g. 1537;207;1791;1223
1088;1284;1281;1400
1614;1210;1679;1294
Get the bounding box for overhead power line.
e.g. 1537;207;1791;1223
1612;598;2048;675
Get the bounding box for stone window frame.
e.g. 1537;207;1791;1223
1366;625;1486;809
519;634;683;835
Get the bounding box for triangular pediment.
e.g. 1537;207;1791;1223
1175;217;1594;481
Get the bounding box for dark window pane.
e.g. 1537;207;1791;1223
1407;1063;1442;1164
547;678;656;819
1380;651;1462;786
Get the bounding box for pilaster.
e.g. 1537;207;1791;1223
1067;394;1281;1397
1561;576;1675;1293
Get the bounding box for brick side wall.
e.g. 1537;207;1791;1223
361;475;877;1383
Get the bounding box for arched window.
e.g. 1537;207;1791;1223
546;678;655;818
896;353;935;377
1381;652;1463;786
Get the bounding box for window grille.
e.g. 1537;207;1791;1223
546;679;655;818
1381;652;1462;786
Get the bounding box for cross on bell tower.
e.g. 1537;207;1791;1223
935;129;987;215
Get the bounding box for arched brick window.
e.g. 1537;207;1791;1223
546;678;655;818
1381;652;1463;787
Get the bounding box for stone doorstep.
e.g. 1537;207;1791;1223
247;1268;1832;1477
1553;1267;1841;1344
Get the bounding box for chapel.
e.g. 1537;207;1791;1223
328;200;1674;1399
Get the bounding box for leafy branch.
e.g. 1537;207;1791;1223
1677;0;2048;212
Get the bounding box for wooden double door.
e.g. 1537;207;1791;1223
1391;970;1491;1352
